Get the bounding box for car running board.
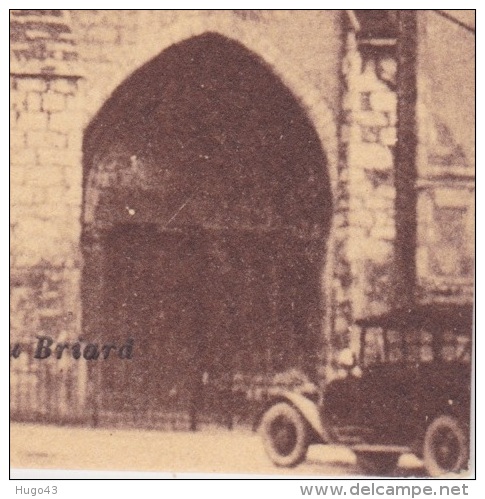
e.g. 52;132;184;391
350;444;411;454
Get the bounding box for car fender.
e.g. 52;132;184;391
263;389;332;444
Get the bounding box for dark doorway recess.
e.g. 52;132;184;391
82;33;332;429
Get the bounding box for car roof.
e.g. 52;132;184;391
355;303;474;335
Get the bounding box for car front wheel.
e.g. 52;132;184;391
423;415;469;477
260;402;309;467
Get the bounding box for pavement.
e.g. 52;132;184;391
10;423;424;478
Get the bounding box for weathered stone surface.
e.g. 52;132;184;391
348;142;393;170
49;78;77;94
380;126;397;146
17;110;48;131
27;130;67;149
11;148;36;165
370;90;397;113
370;224;396;241
26;92;42;112
42;91;66;112
16;78;47;93
9;11;474;422
10;130;26;149
353;110;389;128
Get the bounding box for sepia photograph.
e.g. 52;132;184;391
10;9;475;479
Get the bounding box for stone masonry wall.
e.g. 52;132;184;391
10;10;343;420
11;11;472;421
10;10;86;420
10;10;474;419
414;12;475;304
333;33;398;356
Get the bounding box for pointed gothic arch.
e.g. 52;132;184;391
82;32;333;427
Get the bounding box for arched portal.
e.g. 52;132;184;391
82;33;332;428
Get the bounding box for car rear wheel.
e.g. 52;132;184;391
260;402;309;467
355;451;400;476
423;415;468;477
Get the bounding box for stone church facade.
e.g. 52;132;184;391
10;10;474;427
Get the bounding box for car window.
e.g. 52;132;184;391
404;330;434;362
362;327;386;366
441;331;471;362
362;328;471;366
387;329;403;363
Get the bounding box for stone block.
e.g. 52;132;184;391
26;92;42;112
366;194;393;211
347;161;368;185
375;185;396;200
81;43;108;63
10;89;26;111
10;109;18;128
342;91;359;112
15;233;68;268
11;183;44;205
11;203;41;224
32;201;67;221
63;165;83;190
361;125;380;143
364;239;394;264
349;208;374;231
353;111;388;127
67;130;83;150
86;25;119;44
42;184;68;204
370;91;397;113
360;92;372;111
340;124;360;143
338;167;349;183
334;316;350;335
333;212;349;229
37;148;72;166
10;130;25;149
63;147;83;168
371;224;396;242
28;130;68;149
10;165;25;187
25;163;65;188
380;126;397;146
415;246;429;277
354;61;388;92
65;95;82;112
367;300;391;317
43;91;66;112
348;226;367;243
65;184;83;207
48;111;84;132
346;237;366;262
373;211;394;227
333;282;349;304
387;111;397;127
351;209;374;230
16;78;47;93
49;78;77;95
117;24;138;45
60;215;83;242
348;143;393;171
17;111;48;131
10;148;36;165
348;193;365;212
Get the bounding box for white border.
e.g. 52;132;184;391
5;2;480;496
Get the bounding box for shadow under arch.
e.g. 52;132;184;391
82;32;333;429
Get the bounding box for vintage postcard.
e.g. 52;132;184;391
10;9;475;479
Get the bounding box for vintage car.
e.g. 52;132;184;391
259;304;472;477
